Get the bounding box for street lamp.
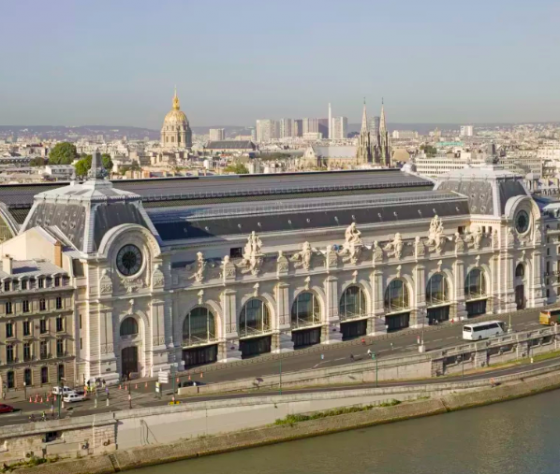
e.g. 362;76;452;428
371;352;378;387
58;377;65;417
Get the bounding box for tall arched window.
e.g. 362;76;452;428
384;279;409;313
183;307;215;345
291;292;321;328
339;286;367;321
426;274;449;307
120;317;138;337
515;264;525;278
239;299;270;338
465;269;486;299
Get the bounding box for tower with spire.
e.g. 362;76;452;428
355;99;375;164
375;99;391;166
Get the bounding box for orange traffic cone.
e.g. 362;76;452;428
29;396;32;403
34;395;39;403
40;397;43;403
188;375;191;381
200;373;203;379
124;385;128;391
135;384;138;390
118;385;122;390
144;382;148;389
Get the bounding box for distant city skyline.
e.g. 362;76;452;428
1;0;559;127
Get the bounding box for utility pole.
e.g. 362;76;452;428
372;352;378;387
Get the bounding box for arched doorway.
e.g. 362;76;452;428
465;268;487;317
239;298;272;358
515;264;525;310
384;279;411;332
339;286;368;340
121;346;138;378
291;292;321;348
426;274;450;325
182;306;218;368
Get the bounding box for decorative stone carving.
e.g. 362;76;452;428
384;233;405;260
425;215;447;254
99;270;113;295
372;241;384;263
276;250;289;275
507;227;517;247
339;223;363;264
454;232;465;254
414;236;426;259
326;245;339;269
122;277;145;294
152;264;165;288
303;276;311;291
189;252;206;283
197;289;204;305
491;229;499;250
466;226;484;250
240;231;264;275
220;255;236;281
291;241;313;271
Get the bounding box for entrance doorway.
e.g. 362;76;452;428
427;306;450;325
385;313;410;332
292;327;321;348
515;285;525;310
183;344;218;369
121;346;138;378
240;336;272;358
340;320;367;340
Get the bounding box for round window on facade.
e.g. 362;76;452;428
116;244;143;276
515;210;530;234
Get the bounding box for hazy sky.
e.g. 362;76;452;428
1;0;559;128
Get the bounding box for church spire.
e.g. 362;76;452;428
379;98;387;133
172;87;180;110
360;98;368;133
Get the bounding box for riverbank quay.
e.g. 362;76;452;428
8;366;560;474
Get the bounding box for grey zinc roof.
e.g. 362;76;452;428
0;259;66;280
148;190;469;242
205;140;256;150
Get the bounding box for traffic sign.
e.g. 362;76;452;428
158;370;169;384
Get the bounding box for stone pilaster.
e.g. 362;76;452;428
453;260;467;320
412;265;428;328
369;270;387;334
220;289;242;360
273;283;293;353
150;298;171;375
322;276;343;344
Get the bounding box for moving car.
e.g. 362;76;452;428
0;404;14;414
52;386;74;396
63;391;87;403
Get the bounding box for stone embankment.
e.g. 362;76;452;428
14;370;560;474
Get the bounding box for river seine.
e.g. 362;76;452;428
137;390;560;474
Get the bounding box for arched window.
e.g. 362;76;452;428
426;274;449;307
120;317;138;337
41;366;48;384
291;292;321;328
384;279;410;313
465;269;486;299
183;307;215;345
515;264;525;278
339;286;366;321
239;299;270;338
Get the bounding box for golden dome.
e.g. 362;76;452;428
163;89;189;126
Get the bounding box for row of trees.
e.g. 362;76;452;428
42;142;113;177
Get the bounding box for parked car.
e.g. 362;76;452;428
52;386;73;396
0;404;14;414
63;391;86;403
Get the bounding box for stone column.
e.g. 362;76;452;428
453;260;467;321
369;270;387;334
272;283;294;353
149;298;170;375
500;252;517;314
530;249;546;307
220;289;242;361
412;264;428;328
322;276;343;344
96;302;119;385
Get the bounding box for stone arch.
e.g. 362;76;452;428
238;296;273;338
425;272;451;306
291;290;322;329
385;274;415;309
384;277;412;313
291;285;326;325
178;299;223;344
340;278;372;315
339;283;369;321
115;309;149;378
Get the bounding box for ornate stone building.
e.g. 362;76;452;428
0;157;553;384
356;100;391;166
160;89;192;151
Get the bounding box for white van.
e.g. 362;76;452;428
63;391;87;403
462;321;505;341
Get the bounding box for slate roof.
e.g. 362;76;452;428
147;190;469;243
205;140;256;150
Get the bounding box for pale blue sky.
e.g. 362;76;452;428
1;0;559;127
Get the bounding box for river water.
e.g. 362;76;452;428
137;390;560;474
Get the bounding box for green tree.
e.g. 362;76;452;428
101;153;113;170
74;155;92;177
29;157;46;167
224;163;249;174
420;144;437;157
49;142;78;164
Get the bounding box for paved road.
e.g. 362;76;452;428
0;307;552;426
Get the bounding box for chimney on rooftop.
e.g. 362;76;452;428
2;255;12;275
54;242;62;268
